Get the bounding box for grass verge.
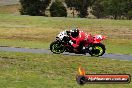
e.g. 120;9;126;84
0;39;49;49
0;51;132;88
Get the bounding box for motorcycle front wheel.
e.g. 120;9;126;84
50;41;65;54
89;43;105;57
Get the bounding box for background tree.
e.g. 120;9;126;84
91;0;132;19
19;0;51;16
91;0;105;19
126;0;132;19
50;1;67;17
102;0;129;19
65;0;96;18
65;0;76;17
127;10;132;19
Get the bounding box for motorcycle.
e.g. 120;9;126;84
50;31;106;57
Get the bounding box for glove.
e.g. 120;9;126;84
66;31;70;36
69;40;73;45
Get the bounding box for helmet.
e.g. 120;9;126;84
70;28;79;38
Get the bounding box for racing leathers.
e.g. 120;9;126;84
69;31;93;52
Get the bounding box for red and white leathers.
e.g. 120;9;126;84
70;31;93;49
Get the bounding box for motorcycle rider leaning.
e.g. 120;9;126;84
67;28;93;54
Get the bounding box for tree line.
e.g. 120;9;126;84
19;0;132;19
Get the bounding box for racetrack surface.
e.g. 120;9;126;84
0;46;132;61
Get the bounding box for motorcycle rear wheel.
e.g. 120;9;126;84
89;43;105;57
50;41;65;54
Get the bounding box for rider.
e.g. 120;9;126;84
67;28;93;53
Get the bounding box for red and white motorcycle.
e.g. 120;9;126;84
50;31;107;57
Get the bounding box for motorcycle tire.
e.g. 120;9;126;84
89;43;105;57
50;41;65;54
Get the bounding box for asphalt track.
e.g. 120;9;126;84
0;46;132;61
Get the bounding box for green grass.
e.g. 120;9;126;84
0;51;132;88
0;39;49;49
0;14;132;54
104;39;132;55
0;14;132;29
